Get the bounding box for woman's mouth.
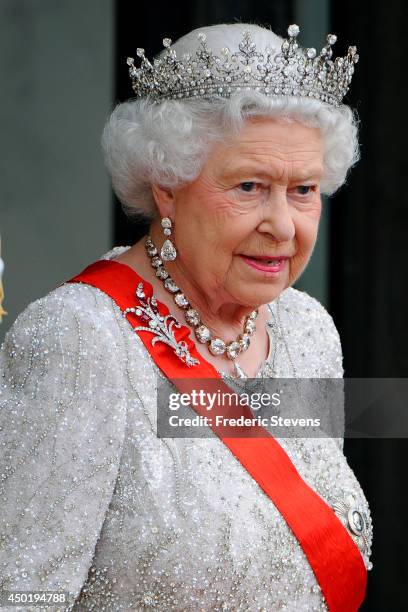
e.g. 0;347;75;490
239;255;288;274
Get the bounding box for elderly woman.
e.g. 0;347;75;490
0;22;372;612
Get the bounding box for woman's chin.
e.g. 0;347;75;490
230;265;289;302
228;284;286;309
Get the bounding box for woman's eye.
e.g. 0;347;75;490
239;182;257;192
296;185;315;195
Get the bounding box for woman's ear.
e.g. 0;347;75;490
151;183;176;219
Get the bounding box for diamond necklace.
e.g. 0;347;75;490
145;235;258;377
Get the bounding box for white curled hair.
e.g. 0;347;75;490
101;23;361;221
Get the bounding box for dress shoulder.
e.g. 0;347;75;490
0;282;128;610
276;286;344;378
271;286;345;449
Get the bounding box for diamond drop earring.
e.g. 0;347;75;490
160;217;177;261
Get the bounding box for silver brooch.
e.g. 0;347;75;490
123;282;200;367
331;491;373;569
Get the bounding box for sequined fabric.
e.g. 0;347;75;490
0;246;373;611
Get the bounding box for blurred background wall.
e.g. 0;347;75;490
1;1;408;610
0;0;114;343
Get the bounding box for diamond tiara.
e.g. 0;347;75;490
126;24;359;107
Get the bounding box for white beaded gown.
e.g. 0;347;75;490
0;246;373;611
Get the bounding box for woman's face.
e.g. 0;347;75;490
160;116;324;310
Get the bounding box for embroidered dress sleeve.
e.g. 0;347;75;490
0;285;127;611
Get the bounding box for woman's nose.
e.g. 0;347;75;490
257;192;296;242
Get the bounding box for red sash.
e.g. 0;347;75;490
63;258;367;611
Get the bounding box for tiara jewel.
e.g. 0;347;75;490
126;24;359;107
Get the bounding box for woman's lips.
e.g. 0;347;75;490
240;254;288;273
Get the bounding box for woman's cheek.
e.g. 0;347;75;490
215;188;265;213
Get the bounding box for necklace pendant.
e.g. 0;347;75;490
233;360;248;379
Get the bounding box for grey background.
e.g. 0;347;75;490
0;0;114;343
